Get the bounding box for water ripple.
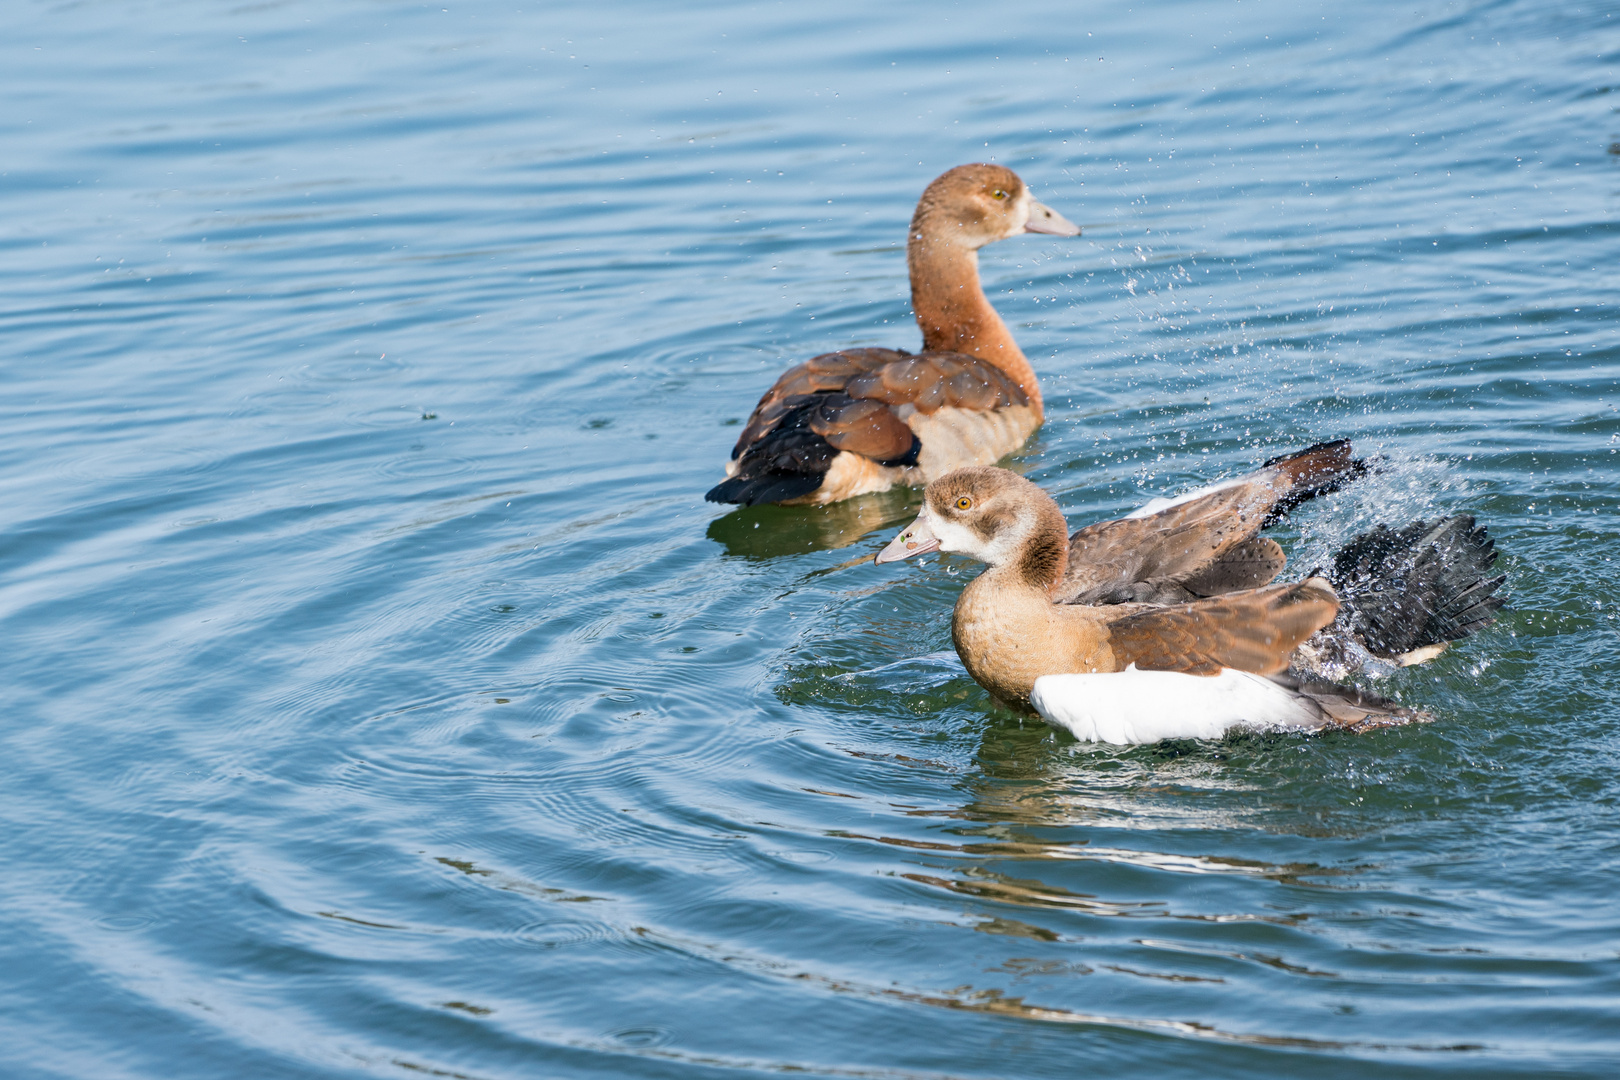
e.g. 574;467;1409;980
3;0;1619;1076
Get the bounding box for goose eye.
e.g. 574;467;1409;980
991;189;1008;201
955;496;973;510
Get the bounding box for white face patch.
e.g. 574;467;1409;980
1011;188;1034;239
928;510;985;559
928;497;1036;567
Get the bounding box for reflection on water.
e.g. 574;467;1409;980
4;0;1620;1076
835;826;1350;887
706;487;920;557
619;922;1480;1058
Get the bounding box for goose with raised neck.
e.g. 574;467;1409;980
706;164;1078;507
907;173;1048;413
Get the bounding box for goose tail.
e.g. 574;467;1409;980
1266;672;1430;730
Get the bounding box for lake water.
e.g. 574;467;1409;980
4;1;1618;1076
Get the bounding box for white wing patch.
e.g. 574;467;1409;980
1124;475;1250;520
1029;666;1326;744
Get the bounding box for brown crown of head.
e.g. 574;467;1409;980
911;164;1029;248
925;466;1069;589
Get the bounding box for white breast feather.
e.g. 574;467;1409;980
910;405;1039;480
1029;666;1325;744
797;404;1040;502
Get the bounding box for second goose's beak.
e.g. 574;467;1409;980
1024;200;1080;237
875;510;941;564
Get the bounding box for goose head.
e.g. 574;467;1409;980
876;467;1069;590
911;164;1080;252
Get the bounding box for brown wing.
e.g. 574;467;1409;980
731;348;903;458
1179;537;1287;596
807;396;916;462
1105;578;1341;676
730;348;1029;460
842;352;1026;413
1059;483;1280;603
1057;441;1364;604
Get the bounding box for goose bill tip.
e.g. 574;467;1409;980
875;514;941;564
1024;199;1081;237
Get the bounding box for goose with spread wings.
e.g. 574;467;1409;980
874;444;1505;744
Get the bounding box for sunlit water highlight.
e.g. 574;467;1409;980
3;1;1618;1077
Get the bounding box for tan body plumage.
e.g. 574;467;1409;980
879;463;1343;710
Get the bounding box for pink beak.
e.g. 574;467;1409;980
875;510;941;564
1024;199;1080;237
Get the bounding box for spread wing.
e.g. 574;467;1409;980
1326;514;1507;659
1179;537;1288;596
1057;441;1365;604
1060;484;1279;603
1104;578;1341;676
709;348;1030;505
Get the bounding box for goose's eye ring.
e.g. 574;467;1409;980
955;496;974;511
991;189;1008;201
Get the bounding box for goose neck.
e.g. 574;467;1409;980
907;233;1042;415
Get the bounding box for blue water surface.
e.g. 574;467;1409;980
3;1;1619;1077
